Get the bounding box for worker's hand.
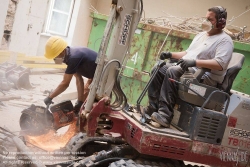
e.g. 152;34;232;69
74;100;84;113
160;52;172;60
177;59;196;71
44;97;53;106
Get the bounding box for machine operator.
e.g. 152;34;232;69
144;6;233;128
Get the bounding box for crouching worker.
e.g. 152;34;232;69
43;36;97;113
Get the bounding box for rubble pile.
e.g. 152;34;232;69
140;15;250;43
0;62;33;92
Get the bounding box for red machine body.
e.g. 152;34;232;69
79;98;249;167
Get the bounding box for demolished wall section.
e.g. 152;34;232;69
1;0;19;50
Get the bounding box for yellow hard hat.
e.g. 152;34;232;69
44;36;67;59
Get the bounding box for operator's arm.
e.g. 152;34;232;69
177;33;233;71
49;73;73;98
196;59;222;70
74;73;84;102
160;51;187;60
196;39;233;71
171;51;187;60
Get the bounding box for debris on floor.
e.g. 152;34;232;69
0;62;33;92
0;68;79;166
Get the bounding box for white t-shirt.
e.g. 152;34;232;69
183;31;233;83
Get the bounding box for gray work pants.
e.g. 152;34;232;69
148;63;184;121
148;63;217;121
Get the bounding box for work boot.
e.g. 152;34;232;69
143;106;157;116
151;112;170;128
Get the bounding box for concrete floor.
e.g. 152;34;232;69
0;69;80;167
0;69;78;133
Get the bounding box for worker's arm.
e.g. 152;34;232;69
196;59;223;70
171;51;187;60
49;73;73;98
160;51;187;60
177;59;223;71
74;73;85;102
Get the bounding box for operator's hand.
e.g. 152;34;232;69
44;97;53;106
160;52;172;60
74;100;84;113
177;59;196;71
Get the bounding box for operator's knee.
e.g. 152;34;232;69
166;66;183;79
150;62;172;76
150;65;158;75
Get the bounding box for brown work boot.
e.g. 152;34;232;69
151;112;170;128
143;106;157;116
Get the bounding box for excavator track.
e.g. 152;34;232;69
65;133;206;167
109;159;204;167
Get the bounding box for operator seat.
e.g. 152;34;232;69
178;52;245;111
218;52;245;94
176;53;245;145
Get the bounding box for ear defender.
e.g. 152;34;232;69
216;6;227;29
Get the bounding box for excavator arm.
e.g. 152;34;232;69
84;0;143;112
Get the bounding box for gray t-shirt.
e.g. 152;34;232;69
183;31;233;84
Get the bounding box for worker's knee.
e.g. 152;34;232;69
150;66;158;75
166;66;183;78
151;62;173;76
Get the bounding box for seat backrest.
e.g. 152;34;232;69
220;52;245;93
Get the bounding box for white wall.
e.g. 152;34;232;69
94;0;250;29
36;0;98;56
8;0;49;56
69;0;97;47
0;0;9;45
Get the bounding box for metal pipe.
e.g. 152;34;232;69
136;62;161;104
